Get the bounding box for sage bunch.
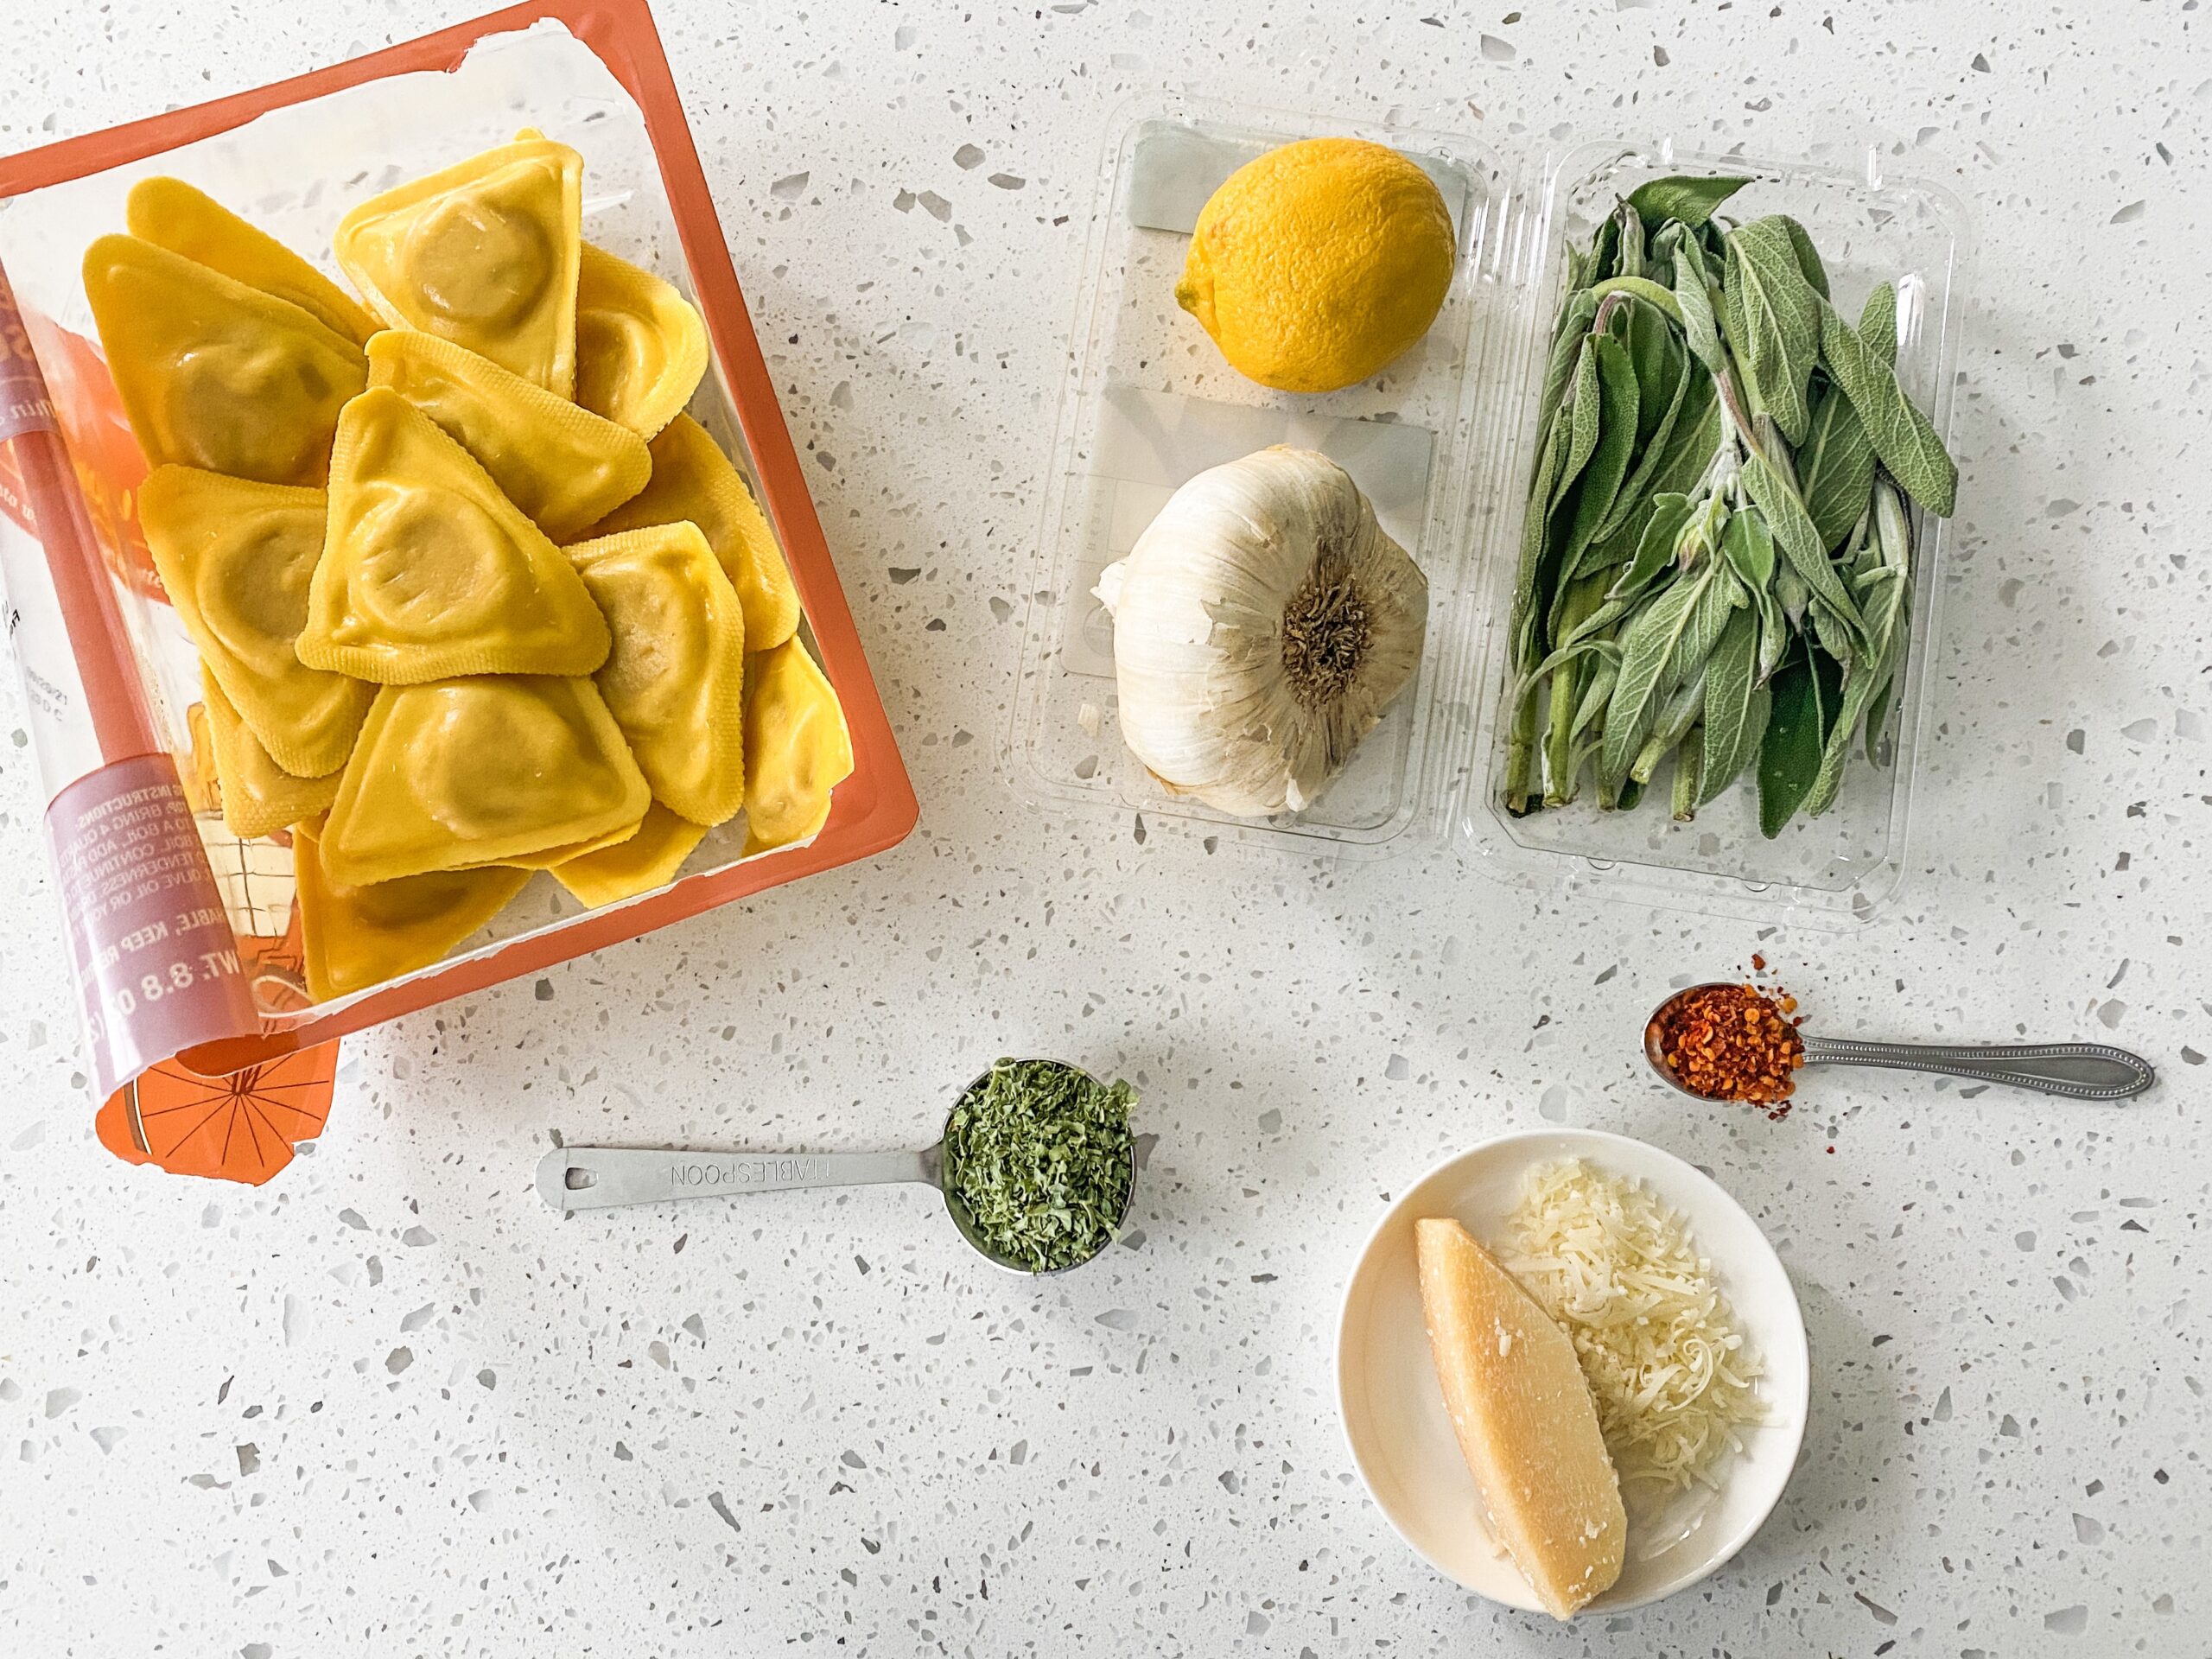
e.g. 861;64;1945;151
1503;175;1955;835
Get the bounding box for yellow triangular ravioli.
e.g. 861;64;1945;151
83;232;367;484
300;387;611;683
293;817;530;1001
334;137;583;396
741;639;852;854
126;176;378;345
574;242;709;440
566;522;745;827
575;413;799;652
551;802;708;907
494;817;647;871
140;466;372;778
200;667;340;839
365;331;650;540
321;676;649;885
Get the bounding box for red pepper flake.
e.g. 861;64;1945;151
1649;980;1806;1118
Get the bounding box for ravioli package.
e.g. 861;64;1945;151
0;2;914;1171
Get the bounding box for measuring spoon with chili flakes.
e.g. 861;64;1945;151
1645;982;2158;1107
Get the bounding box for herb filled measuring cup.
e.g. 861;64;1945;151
537;1058;1138;1274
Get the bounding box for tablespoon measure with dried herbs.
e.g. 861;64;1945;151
536;1057;1137;1275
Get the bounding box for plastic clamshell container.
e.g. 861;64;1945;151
0;0;916;1071
1460;142;1971;927
1011;95;1508;857
1018;100;1969;925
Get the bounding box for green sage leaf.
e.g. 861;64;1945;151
1624;174;1752;231
1696;607;1760;805
1740;454;1863;632
1559;333;1643;578
1719;507;1788;682
1802;664;1885;818
1556;340;1603;506
1509;409;1570;671
1602;565;1715;785
1859;280;1898;367
1779;214;1831;300
1562;242;1599;297
1615;201;1647;280
1758;639;1843;836
1588;274;1686;325
1669;562;1744;701
1634;672;1708;785
1622;302;1682;446
1609;492;1697;603
1537;289;1599;434
1583;373;1720;572
1774;563;1809;626
1671;243;1724;372
1726;218;1823;444
1583;325;1689;558
1588;212;1622;283
1818;300;1957;516
1809;596;1858;668
1796;381;1878;554
1573;653;1620;741
1718;502;1777;591
1649;372;1722;494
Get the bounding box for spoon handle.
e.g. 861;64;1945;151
537;1145;936;1214
1799;1038;2156;1101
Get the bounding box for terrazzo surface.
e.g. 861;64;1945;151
2;2;2208;1653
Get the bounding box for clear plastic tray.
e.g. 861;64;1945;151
1460;142;1971;926
1009;95;1509;856
1016;104;1971;925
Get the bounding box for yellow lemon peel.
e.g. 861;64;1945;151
1174;137;1454;394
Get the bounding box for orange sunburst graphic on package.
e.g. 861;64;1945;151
97;1046;337;1185
94;906;336;1186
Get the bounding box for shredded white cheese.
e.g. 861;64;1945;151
1505;1159;1765;1499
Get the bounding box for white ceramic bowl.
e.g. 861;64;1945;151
1336;1128;1810;1616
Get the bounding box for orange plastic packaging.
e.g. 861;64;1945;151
0;0;917;1182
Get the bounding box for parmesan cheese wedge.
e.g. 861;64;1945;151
1415;1216;1625;1619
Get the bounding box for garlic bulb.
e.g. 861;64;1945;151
1095;446;1427;817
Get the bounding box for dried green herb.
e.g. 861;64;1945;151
1503;174;1955;836
942;1058;1135;1274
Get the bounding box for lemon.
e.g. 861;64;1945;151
1173;137;1455;395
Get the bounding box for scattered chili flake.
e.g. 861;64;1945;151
1649;981;1806;1118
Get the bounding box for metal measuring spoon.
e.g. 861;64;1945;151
533;1059;1135;1274
1644;984;2158;1103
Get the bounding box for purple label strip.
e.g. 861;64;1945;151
44;753;260;1098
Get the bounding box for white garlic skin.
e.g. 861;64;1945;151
1095;446;1427;817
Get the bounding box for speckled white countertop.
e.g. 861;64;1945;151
2;3;2207;1654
